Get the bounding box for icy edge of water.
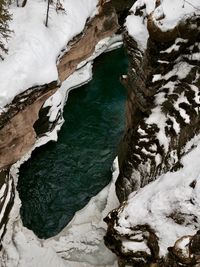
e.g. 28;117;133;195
2;158;119;267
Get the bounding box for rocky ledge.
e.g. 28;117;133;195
105;0;200;266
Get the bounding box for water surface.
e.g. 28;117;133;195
18;48;127;238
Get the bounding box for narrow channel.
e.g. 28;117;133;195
17;47;128;239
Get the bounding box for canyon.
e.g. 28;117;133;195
0;0;200;267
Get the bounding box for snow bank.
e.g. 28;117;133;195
125;0;200;50
114;134;200;256
0;0;98;108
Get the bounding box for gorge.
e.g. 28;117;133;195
0;0;200;267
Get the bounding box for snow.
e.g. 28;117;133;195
177;236;191;251
0;0;98;109
168;115;180;134
157;0;200;31
114;134;200;256
146;106;169;151
2;158;119;267
152;74;161;83
152;62;193;83
191;84;200;105
126;0;200;50
0;184;7;200
137;127;146;136
160;38;188;54
125;14;149;51
115;0;200;261
0;179;13;223
155;153;162;166
174;93;190;124
131;0;155;15
122;240;150;254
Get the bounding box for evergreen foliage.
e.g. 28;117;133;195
0;0;11;59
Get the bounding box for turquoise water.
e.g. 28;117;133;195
17;48;127;239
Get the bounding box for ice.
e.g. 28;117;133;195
2;158;119;267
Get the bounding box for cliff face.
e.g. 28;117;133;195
57;0;119;82
117;4;200;201
110;0;135;25
0;0;119;244
105;0;200;266
0;82;58;170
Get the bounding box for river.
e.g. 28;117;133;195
17;47;127;239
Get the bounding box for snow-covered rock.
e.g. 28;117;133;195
0;0;98;108
105;0;200;266
117;0;200;201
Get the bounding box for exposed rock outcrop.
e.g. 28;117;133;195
0;82;58;170
117;8;200;202
111;0;135;26
57;0;119;82
105;0;200;266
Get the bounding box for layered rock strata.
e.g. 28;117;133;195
57;0;119;82
117;2;200;201
105;0;200;266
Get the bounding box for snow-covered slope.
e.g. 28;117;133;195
0;0;98;109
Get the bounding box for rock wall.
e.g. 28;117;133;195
110;0;135;26
117;12;200;202
105;1;200;266
57;0;118;82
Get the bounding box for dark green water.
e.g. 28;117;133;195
17;48;127;239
